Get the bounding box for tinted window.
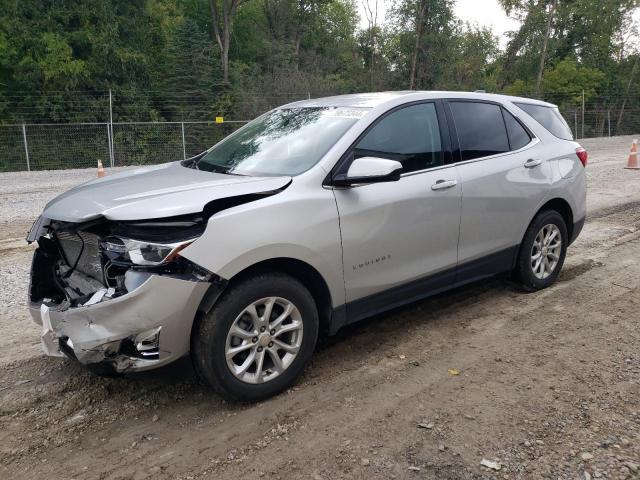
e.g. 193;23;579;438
354;103;443;173
503;109;531;150
450;102;509;161
514;103;573;140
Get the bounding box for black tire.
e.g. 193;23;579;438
514;210;568;292
191;272;318;402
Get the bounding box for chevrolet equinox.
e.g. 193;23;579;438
27;91;587;401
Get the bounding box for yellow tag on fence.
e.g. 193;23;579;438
215;116;224;124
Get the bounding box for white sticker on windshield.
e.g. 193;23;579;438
322;107;369;119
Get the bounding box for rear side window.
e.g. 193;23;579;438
449;101;509;161
514;103;573;140
502;109;532;150
354;102;443;173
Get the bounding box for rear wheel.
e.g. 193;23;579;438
192;272;318;402
514;210;568;291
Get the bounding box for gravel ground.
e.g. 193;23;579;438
0;166;132;239
0;136;639;479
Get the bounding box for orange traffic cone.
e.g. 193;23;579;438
97;159;105;178
625;139;639;170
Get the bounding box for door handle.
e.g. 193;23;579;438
524;158;542;168
431;179;458;191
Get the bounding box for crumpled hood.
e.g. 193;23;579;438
42;162;291;222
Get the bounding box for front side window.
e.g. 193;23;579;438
353;103;443;173
197;107;366;176
449;101;509;161
514;102;573;140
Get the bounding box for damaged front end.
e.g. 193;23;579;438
27;214;223;373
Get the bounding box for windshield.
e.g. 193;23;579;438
196;107;367;176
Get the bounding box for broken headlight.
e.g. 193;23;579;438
100;236;194;266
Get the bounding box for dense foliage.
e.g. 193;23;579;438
0;0;638;125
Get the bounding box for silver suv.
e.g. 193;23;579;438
27;91;587;401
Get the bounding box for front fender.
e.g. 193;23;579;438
179;184;345;307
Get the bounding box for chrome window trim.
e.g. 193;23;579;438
400;163;457;178
402;135;540;175
452;137;540;167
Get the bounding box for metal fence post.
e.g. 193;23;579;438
581;89;585;139
106;123;112;167
607;110;611;137
109;89;115;167
574;111;578;139
181;122;186;160
21;124;30;172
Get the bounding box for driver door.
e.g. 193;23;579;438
331;101;462;322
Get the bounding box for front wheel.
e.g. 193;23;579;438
192;272;318;402
514;210;568;291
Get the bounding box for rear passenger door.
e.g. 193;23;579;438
446;100;550;277
332;101;461;318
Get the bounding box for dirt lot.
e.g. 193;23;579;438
1;137;639;479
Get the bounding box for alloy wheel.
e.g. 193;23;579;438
225;297;303;384
530;223;562;280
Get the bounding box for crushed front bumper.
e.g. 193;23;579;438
29;273;209;372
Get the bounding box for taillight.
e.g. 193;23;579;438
576;147;588;167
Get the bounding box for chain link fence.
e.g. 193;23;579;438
1;94;640;172
0;121;244;172
559;107;640;139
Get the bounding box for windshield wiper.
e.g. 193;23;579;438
195;161;248;176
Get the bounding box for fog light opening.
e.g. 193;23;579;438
122;327;162;360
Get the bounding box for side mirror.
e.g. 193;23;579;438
333;156;403;187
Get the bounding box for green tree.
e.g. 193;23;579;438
542;58;606;104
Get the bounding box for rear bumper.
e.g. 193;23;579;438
570;216;585;245
29;274;209;372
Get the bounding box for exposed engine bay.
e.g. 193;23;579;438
29;214;212;310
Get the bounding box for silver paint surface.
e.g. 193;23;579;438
42;161;291;222
29;274;209;371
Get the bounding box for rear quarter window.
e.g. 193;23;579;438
502;109;532;150
514;103;573;141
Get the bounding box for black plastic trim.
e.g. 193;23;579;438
58;337;78;360
345;266;457;325
332;169;401;187
570;217;585;245
202;182;291;219
443;101;461;163
454;246;518;284
434;99;454;165
197;275;230;314
330;246;518;330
